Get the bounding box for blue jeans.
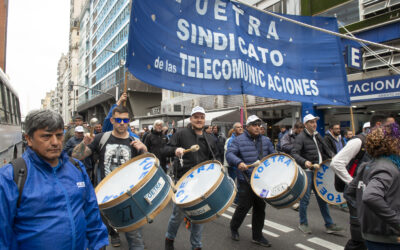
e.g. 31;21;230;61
366;240;400;250
125;228;144;250
299;171;334;227
166;204;203;249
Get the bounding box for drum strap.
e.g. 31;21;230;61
257;138;263;161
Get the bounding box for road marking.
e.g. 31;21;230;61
308;237;343;250
295;243;315;250
227;207;293;232
221;213;232;219
264;220;294;233
246;224;280;238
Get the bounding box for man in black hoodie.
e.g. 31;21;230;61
163;106;219;250
144;120;168;172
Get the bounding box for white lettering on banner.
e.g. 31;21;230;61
185;204;211;216
144;177;166;204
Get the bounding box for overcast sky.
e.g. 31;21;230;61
7;0;70;117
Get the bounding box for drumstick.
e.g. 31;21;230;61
311;163;320;170
244;160;261;169
183;145;200;154
89;117;99;137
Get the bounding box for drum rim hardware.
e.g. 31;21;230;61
173;160;224;208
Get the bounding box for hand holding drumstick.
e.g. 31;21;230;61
175;145;200;157
238;160;261;171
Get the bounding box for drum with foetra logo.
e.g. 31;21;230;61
313;159;346;205
251;153;308;209
95;153;173;232
173;160;236;223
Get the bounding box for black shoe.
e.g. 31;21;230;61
231;229;240;241
252;236;271;247
165;237;174;250
111;234;121;247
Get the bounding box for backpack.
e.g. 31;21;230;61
334;134;370;192
11;157;83;208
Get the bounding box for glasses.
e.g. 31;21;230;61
234;126;243;129
114;118;130;124
250;122;262;127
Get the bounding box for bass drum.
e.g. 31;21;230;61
313;159;346;205
251;153;307;209
95;153;173;232
173;160;236;223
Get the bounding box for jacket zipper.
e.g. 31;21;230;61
53;167;76;250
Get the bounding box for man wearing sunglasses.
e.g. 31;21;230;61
72;105;147;250
226;115;275;247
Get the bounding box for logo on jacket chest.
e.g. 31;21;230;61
76;182;85;188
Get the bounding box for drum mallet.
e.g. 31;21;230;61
245;160;261;169
183;145;200;154
311;163;320;170
89;117;99;137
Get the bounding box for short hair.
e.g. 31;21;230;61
25;109;64;137
294;122;304;129
370;114;386;128
345;129;353;135
366;123;400;158
232;122;242;129
153;119;164;127
329;123;340;130
112;105;129;116
73;114;83;121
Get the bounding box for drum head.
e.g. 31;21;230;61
251;153;297;199
313;160;346;205
96;155;157;204
175;161;222;205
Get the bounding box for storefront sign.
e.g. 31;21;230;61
347;46;361;70
349;75;400;102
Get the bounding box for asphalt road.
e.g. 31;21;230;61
107;192;350;250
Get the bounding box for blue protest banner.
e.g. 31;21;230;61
126;0;350;106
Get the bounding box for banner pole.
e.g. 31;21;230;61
242;94;248;121
123;70;128;107
350;106;355;134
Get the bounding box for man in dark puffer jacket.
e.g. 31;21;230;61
291;114;343;235
144;120;169;172
227;115;275;248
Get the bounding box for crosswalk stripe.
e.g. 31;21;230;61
221;213;232;219
264;220;294;233
307;237;343;250
295;243;315;250
226;207;293;233
246;224;280;238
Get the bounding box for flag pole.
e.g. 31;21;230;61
242;94;248;121
350;106;355;134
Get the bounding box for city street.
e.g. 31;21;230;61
108;194;350;250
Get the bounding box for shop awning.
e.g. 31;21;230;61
177;109;239;127
273;117;293;127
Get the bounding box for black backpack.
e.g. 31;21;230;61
11;157;82;208
334;134;369;192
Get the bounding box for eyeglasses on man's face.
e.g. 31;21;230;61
114;118;130;124
250;122;262;127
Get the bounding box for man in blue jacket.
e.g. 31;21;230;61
226;115;275;248
0;109;108;250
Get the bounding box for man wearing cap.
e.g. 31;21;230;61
64;114;89;146
330;114;386;250
291;114;343;235
64;126;94;183
163;106;219;250
226;115;275;247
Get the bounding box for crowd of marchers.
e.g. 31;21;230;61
1;92;399;250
